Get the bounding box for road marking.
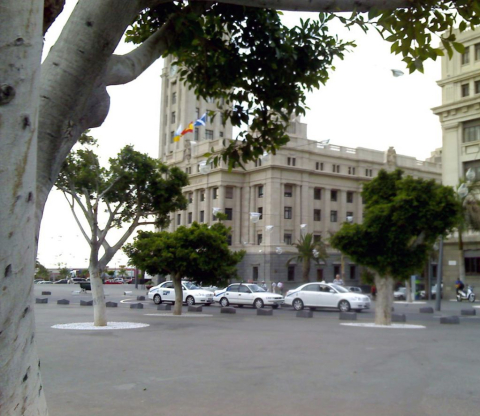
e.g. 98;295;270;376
340;323;425;329
52;322;150;330
144;313;213;318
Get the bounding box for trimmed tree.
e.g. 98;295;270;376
286;233;328;282
330;169;459;325
55;138;188;326
124;222;245;315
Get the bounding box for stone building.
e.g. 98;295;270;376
432;29;480;299
160;58;442;290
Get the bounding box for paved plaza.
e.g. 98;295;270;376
34;285;480;416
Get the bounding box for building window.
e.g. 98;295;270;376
365;169;373;177
330;210;337;222
284;233;293;245
313;234;321;243
462;47;470;65
475;43;480;61
284;185;293;197
177;213;181;225
170;131;175;143
331;190;337;202
287;157;296;166
188;212;192;224
288;266;295;281
315;162;320;170
200;191;205;202
171;111;176;124
258;185;264;198
314;209;321;221
258;207;263;220
346;191;354;203
462;83;470;97
172;92;176;104
213;188;219;199
348;166;356;175
314;188;322;200
225;208;233;221
188;193;193;204
255;159;262;167
464;160;480;182
350;265;356;280
463;119;480;143
220;131;224;137
226;234;232;246
194;128;199;142
253;266;259;281
199;210;204;223
465;257;480;274
333;265;340;277
195;107;200;119
332;164;340;173
225;187;233;199
284;207;292;219
346;211;354;222
257;233;263;245
476;81;480;95
205;129;214;140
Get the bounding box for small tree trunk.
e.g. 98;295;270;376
374;275;394;326
89;267;107;326
173;273;183;315
458;249;466;281
302;258;310;282
405;279;413;303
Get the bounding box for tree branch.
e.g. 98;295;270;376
60;190;93;248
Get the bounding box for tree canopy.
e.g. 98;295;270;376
286;233;328;282
330;169;460;280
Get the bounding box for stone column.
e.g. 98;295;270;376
234;187;242;245
192;189;199;222
294;184;302;240
323;187;331;236
249;186;256;245
205;187;211;225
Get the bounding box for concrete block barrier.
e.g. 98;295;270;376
221;307;236;314
188;305;203;312
137;296;146;301
80;300;93;306
106;302;118;308
296;310;313;318
257;308;273;316
440;316;460;324
123;291;133;295
130;303;144;309
57;299;70;305
420;307;434;314
157;304;171;311
392;313;406;323
36;298;48;304
41;291;51;296
461;309;476;316
339;312;357;321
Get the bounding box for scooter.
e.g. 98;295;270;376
457;286;476;302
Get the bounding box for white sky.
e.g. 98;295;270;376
38;1;443;268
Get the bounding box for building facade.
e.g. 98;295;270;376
432;29;480;299
160;60;442;290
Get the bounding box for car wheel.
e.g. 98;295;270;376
186;296;195;306
292;298;304;311
338;300;351;312
469;294;476;303
254;298;264;309
153;294;162;305
272;305;279;309
220;297;229;307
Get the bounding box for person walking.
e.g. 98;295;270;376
277;281;284;295
333;274;344;285
271;281;277;293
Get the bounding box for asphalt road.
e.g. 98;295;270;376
33;285;480;416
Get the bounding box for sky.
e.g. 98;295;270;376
38;1;443;269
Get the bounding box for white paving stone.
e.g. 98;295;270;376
340;323;425;329
52;322;149;330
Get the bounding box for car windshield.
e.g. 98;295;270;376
183;282;201;290
248;284;266;293
330;284;348;293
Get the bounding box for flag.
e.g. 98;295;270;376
194;113;207;127
173;124;182;142
181;122;194;136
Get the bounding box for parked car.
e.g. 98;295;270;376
420;284;443;299
53;279;69;284
394;287;407;300
37;280;53;284
346;286;363;294
104;279;123;284
34;279;45;284
113;278;125;283
284;282;370;312
71;278;86;284
148;281;214;306
213;283;284;309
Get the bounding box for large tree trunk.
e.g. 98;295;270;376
0;1;49;414
405;279;413;303
302;258;310;282
89;267;107;326
374;275;394;325
173;273;183;315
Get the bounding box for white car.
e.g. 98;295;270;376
148;281;214;306
284;283;371;312
214;283;284;309
394;287;407;300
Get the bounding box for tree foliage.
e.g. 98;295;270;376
124;222;245;287
330;169;460;280
35;260;50;281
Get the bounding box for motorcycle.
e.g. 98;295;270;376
456;285;476;302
